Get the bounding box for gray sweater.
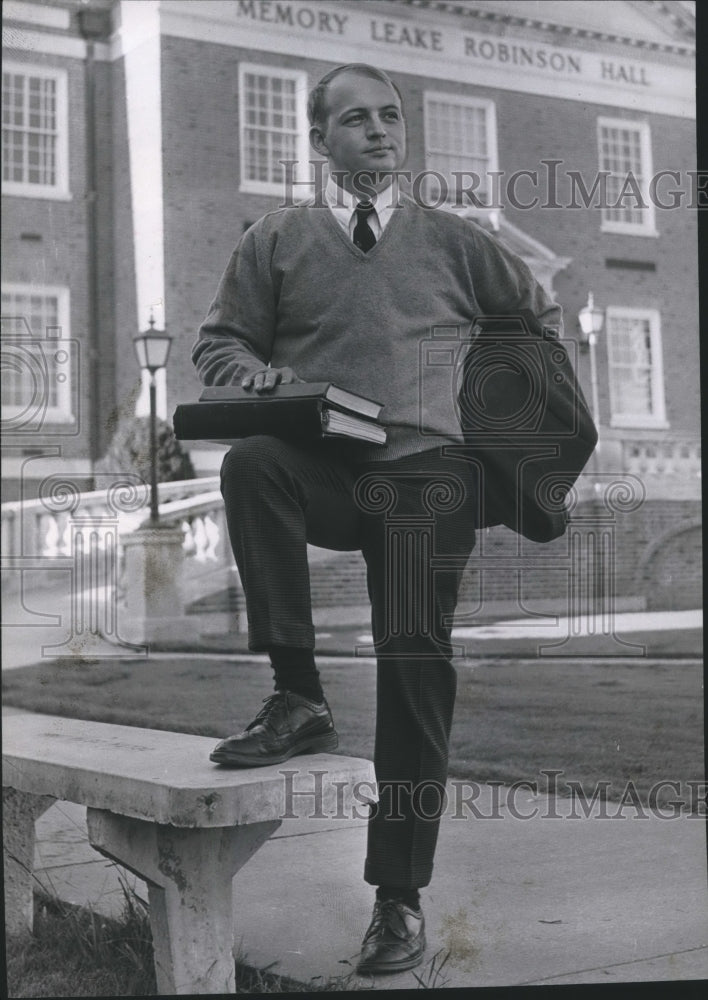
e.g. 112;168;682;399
192;195;562;461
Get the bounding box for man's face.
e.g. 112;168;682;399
310;72;406;196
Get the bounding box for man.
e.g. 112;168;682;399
192;63;561;975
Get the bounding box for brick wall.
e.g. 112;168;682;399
2;45;117;496
2;51;91;464
638;522;702;611
305;499;702;614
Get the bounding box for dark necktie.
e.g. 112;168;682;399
353;201;376;252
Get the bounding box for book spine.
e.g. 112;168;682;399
173;399;328;442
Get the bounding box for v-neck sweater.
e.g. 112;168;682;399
193;195;562;461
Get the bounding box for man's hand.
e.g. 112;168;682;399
241;367;303;392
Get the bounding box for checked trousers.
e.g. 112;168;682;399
220;434;479;888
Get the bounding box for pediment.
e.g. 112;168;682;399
456;208;571;294
401;0;695;46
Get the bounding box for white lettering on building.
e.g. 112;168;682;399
464;37;582;75
236;0;348;35
370;19;443;51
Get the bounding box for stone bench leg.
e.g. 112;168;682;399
86;809;281;995
3;788;56;936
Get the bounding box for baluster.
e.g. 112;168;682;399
1;507;16;559
42;513;60;558
214;506;233;568
202;512;219;562
192;516;208;562
182;516;197;558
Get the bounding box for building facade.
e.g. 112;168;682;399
1;0;700;609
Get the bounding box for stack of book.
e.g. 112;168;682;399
173;382;387;446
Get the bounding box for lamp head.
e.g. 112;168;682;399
133;314;172;373
578;293;604;347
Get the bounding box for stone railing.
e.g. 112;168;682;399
594;432;702;501
621;435;701;492
568;432;700;503
1;477;237;644
1;475;222;566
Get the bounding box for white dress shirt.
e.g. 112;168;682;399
323;175;399;242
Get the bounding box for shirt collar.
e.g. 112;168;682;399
324;174;399;230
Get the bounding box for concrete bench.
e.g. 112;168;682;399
2;712;376;995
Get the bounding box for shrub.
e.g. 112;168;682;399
96;416;195;483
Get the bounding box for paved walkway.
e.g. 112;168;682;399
2;577;701;665
2;583;707;990
17;760;708;990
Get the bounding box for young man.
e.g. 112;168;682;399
192;63;561;975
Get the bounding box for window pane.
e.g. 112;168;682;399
425;97;492;203
241;71;302;186
1;69;59;188
608;315;657;417
1;291;63;410
599;123;648;227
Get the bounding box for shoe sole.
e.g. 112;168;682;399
356;945;426;976
209;729;339;767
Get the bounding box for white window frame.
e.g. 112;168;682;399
597;117;656;237
1;283;74;424
2;61;70;200
606;306;668;429
238;63;310;198
423;91;498;223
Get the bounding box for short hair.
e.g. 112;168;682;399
307;64;404;129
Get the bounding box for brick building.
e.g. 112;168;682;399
1;0;700;610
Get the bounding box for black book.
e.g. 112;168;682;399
198;382;383;421
173;383;387;446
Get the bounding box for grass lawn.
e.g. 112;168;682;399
3;653;703;805
6;889;156;998
6;890;359;997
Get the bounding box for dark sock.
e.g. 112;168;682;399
269;645;323;702
376;886;421;911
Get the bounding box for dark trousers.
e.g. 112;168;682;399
220;435;478;888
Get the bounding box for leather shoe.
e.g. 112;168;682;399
209;690;338;767
356;899;426;975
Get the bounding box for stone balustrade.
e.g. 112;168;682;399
1;476;238;648
1;476;221;560
619;434;701;499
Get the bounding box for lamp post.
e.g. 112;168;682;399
132;315;173;524
578;292;604;451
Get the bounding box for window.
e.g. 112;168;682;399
423;92;498;214
1;285;75;427
606;307;667;428
597;118;655;235
2;63;69;199
238;64;309;196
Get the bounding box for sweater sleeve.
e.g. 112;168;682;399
191;221;277;386
469;222;563;337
